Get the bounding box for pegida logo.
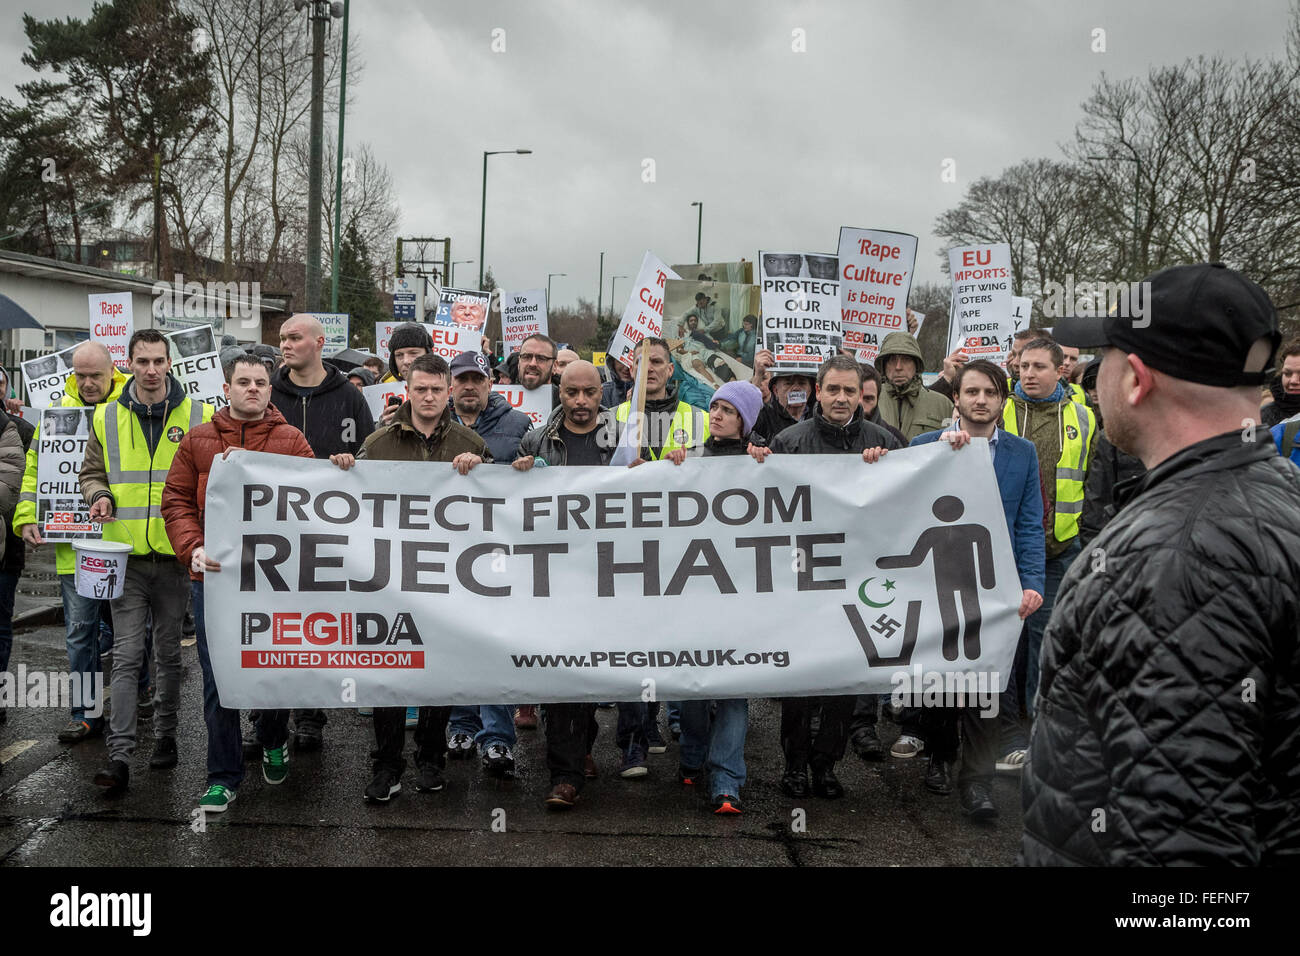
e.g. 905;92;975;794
167;425;183;443
239;611;426;669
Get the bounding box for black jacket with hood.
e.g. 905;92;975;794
270;363;375;458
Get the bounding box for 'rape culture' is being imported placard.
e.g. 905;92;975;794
608;252;680;369
837;228;918;364
202;443;1023;708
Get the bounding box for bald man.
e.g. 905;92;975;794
268;315;376;751
515;360;660;806
554;348;580;376
13;339;128;744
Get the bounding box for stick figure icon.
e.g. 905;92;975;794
876;495;995;661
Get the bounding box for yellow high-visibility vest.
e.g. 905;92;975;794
1003;397;1094;541
615;400;708;460
91;396;213;556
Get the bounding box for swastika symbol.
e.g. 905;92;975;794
871;615;902;639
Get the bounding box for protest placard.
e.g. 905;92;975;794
492;384;552;426
608;252;680;369
500;289;548;355
837;228;919;363
21;344;81;409
88;293;134;370
203;442;1022;707
165;325;226;409
361;381;407;420
373;320;476;363
759;251;843;375
946;243;1014;363
670;261;754;284
392;274;424;321
663;279;760;390
431;287;488;356
36;407;100;542
313;313;350;357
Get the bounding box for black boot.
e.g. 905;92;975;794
93;759;129;794
960;782;997;820
780;766;810;798
810;761;844;799
924;754;952;795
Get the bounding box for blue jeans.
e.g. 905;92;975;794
61;575;106;724
193;581;289;789
1025;540;1081;719
447;704;517;751
615;701;649;752
0;570;16;675
679;699;748;798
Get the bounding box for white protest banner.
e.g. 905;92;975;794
946;243;1013;362
759;251;843;375
374;320;476;363
88;292;134;370
361;381;406;420
392;274;424;322
313;313;350;357
36;407;101;542
501;289;548;355
203;442;1022;707
164;325;226;409
837;228;918;363
492;384;552;426
22;344;81;409
608;252;680;369
911;311;926;337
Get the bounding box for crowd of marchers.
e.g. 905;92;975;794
0;261;1296;866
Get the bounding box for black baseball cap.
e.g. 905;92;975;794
449;349;491;379
1052;263;1279;388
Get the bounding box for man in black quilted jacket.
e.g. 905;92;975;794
1024;263;1300;865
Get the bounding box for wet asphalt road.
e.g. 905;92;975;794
1;620;1024;867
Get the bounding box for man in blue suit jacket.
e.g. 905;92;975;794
907;359;1045;821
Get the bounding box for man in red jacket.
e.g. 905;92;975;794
161;354;315;814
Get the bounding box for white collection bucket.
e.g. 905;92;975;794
72;539;133;600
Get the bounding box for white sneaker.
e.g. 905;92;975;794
447;732;475;758
890;734;924;758
996;749;1027;772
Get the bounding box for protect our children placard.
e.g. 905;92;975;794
759;251;843;375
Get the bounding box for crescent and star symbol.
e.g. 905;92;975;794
858;576;897;608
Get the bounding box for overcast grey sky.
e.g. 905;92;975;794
2;0;1292;309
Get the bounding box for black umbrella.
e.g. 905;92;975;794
323;348;380;371
0;293;45;330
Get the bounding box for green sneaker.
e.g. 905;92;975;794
262;744;290;785
199;784;236;813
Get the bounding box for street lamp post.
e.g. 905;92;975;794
597;252;604;319
690;201;702;262
328;0;350;312
298;0;344;312
610;275;628;316
451;259;474;286
547;272;566;307
480;148;532;290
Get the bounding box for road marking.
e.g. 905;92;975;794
0;739;38;764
